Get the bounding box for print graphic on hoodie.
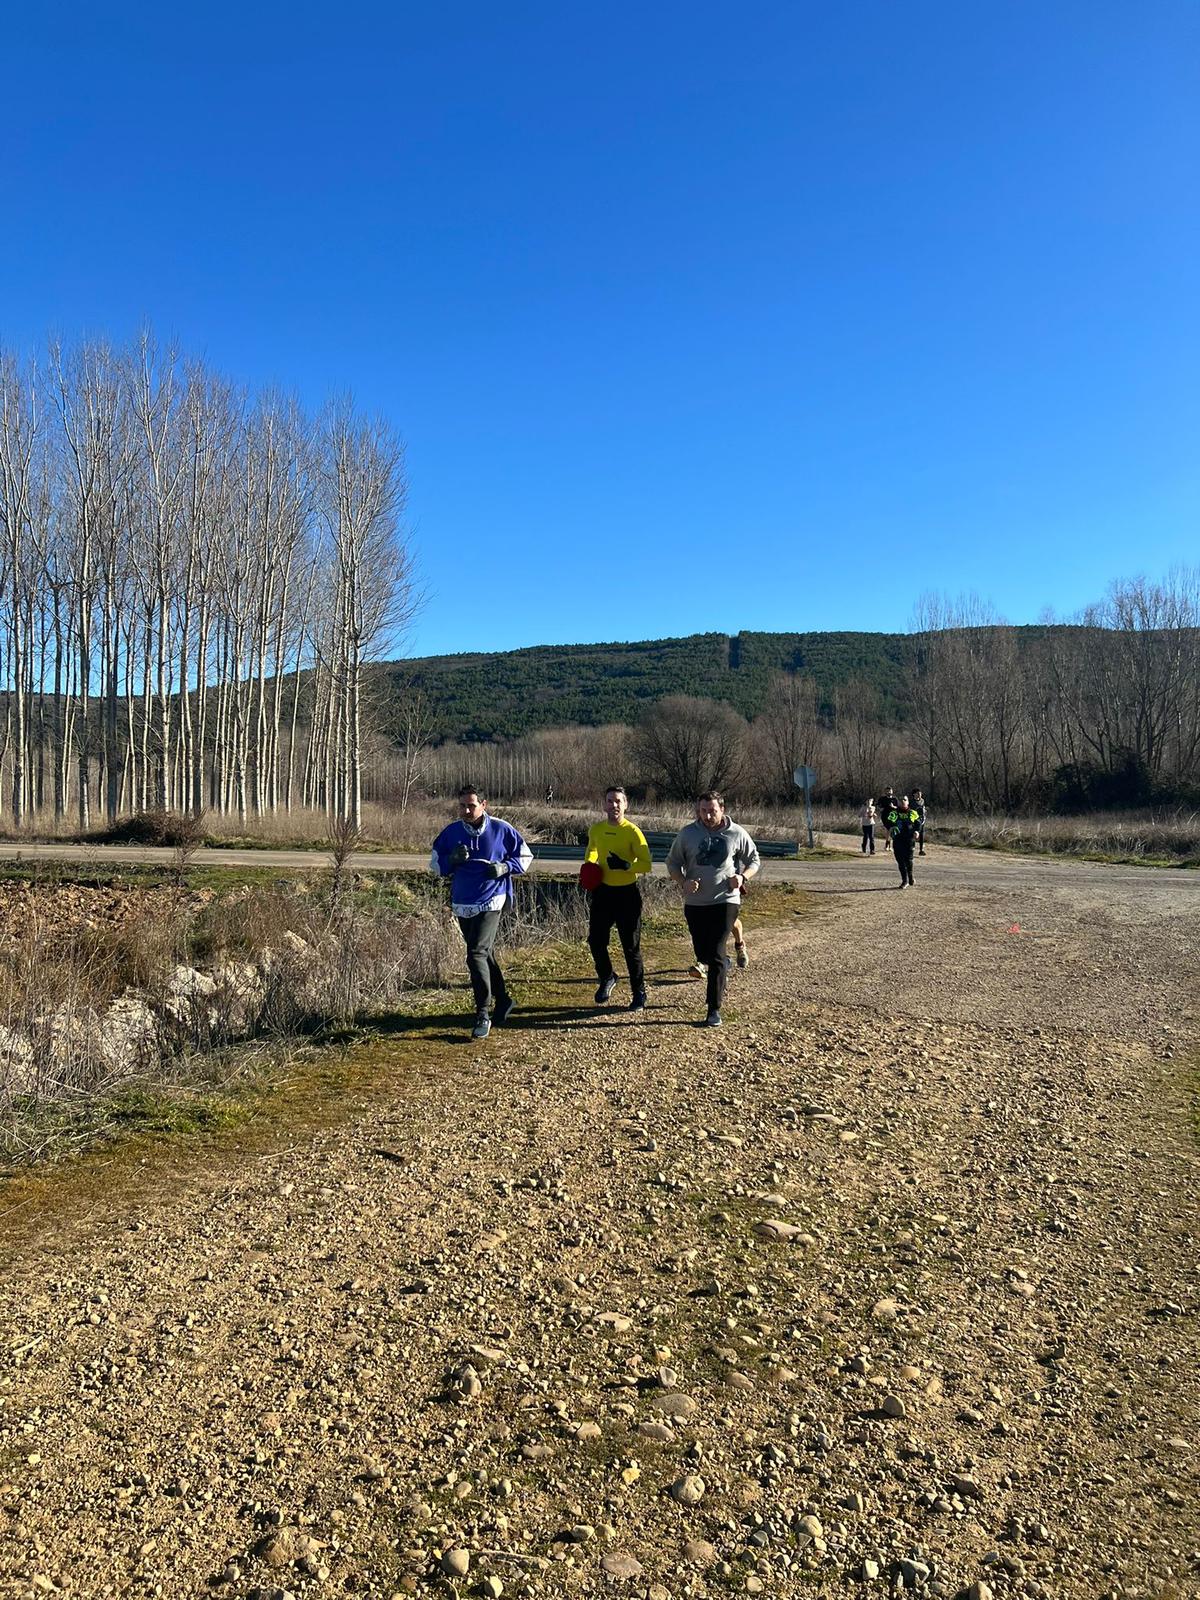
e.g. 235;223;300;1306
696;832;731;870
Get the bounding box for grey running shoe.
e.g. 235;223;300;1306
472;1013;492;1040
494;994;515;1025
687;961;707;979
629;990;647;1011
703;1009;722;1027
735;944;749;970
595;976;617;1004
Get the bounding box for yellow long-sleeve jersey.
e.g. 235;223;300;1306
585;820;652;887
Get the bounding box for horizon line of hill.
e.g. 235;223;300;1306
377;622;1102;745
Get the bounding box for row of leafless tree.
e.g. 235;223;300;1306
379;572;1200;812
0;333;416;830
377;686;907;807
910;578;1200;810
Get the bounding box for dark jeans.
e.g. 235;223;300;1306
684;902;739;1012
456;908;508;1014
894;839;915;884
588;883;645;992
861;824;875;853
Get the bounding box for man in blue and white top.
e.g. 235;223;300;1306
431;785;533;1039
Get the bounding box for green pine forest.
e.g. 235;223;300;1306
379;629;922;743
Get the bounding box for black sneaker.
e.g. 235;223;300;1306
594;976;617;1004
471;1013;491;1040
629;990;647;1011
494;993;515;1026
703;1009;722;1028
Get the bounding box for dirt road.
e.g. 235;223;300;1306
1;849;1197;1599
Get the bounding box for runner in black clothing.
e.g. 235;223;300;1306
879;787;897;852
913;789;927;855
883;794;920;887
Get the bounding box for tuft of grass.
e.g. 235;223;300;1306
815;805;1200;866
102;1086;250;1135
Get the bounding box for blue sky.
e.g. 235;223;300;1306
4;2;1197;656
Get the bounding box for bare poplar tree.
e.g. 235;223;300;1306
754;671;823;797
317;402;417;827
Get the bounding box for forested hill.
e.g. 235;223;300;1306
378;630;916;742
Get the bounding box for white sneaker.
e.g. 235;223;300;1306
687;961;707;979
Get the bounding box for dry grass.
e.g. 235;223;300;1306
0;864;654;1137
815;803;1200;864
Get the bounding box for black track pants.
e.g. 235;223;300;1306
588;883;645;992
684;902;739;1012
456;908;508;1014
861;825;875;853
894;839;915;885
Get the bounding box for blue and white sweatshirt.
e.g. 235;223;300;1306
430;815;533;916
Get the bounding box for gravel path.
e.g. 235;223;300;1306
1;851;1197;1600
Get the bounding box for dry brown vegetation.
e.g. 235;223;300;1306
0;867;685;1157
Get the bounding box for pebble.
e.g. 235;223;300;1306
440;1548;470;1578
653;1392;698;1419
683;1538;717;1565
600;1550;643;1579
881;1394;906;1419
670;1474;706;1506
638;1421;677;1442
964;1584;994;1600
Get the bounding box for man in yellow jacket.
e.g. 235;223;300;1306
584;785;652;1010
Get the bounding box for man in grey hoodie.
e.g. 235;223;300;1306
666;791;761;1027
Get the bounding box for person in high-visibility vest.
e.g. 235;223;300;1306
883;794;921;887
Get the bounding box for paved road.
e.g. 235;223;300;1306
2;834;1196;909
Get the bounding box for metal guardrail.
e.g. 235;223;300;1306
530;832;798;863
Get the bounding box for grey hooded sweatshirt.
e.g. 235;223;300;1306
666;818;760;906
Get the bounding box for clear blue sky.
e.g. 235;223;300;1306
4;2;1197;656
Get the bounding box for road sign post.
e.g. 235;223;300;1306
793;765;817;850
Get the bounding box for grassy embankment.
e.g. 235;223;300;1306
0;857;805;1178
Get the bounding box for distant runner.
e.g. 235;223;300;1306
667;792;760;1027
859;796;877;855
913;789;927;856
879;786;897;853
582;785;651;1010
883;792;921;888
431;785;532;1039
